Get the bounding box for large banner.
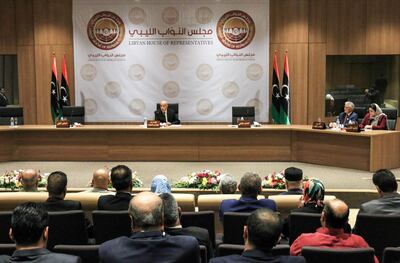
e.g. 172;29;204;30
73;0;269;122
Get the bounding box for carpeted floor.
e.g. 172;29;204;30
1;161;399;189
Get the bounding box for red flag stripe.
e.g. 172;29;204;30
62;54;69;86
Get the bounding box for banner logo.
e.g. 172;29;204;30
87;11;125;50
217;10;255;50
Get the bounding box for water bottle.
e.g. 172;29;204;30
10;117;14;127
336;118;340;129
143;117;147;128
14;117;18;126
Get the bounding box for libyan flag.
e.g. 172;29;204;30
50;54;62;123
271;52;281;124
280;52;290;125
60;54;70;107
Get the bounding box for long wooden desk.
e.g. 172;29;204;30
0;125;399;171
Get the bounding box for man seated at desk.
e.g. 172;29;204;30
154;100;180;125
329;101;358;128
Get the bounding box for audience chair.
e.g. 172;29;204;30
382;108;398;130
301;246;375;263
0;212;12;243
289;212;322;245
181;211;216;248
0;244;15;256
222;212;251;245
353;213;400;260
217;244;290;257
382;247;400;263
199;245;207;263
47;210;88;249
53;245;99;263
92;210;131;244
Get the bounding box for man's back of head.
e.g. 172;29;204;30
219;174;237;194
239;172;261;198
373;169;397;194
284;167;303;190
245;208;282;251
47;171;68;198
92;168;110;190
129;192;164;231
160;193;179;228
20;169;39;192
111;165;132;192
322;199;349;229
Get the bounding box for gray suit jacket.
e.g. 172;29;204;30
359;192;400;214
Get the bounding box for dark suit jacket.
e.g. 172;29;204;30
97;192;132;211
99;231;200;263
165;226;213;258
219;196;277;221
43;196;82;211
338;111;358;126
0;248;81;263
210;249;305;263
359;192;400;215
154;108;180;124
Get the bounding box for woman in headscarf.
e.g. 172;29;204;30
150;175;171;194
359;103;388;130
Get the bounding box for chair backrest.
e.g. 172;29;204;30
181;211;215;248
289;212;322;245
0;212;12;243
47;210;88;249
156;103;179;114
382;247;400;263
62;106;85;124
301;246;375;263
353;213;400;260
171;193;195;212
353;106;367;124
232;106;255;125
0;244;15;256
0;106;23;125
92;210;131;244
199;245;207;263
382;108;398;130
217;244;290;257
53;245;100;263
223;212;251;245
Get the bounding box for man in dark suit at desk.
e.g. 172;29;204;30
329;101;358;128
154;100;180;125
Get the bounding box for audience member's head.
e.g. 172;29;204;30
92;168;110;190
46;171;68;198
219;174;237;194
302;178;325;206
129;192;164;232
239;172;262;198
151;175;171;194
284;167;303;190
110;165;132;192
20;169;39;192
160;193;180;228
321;199;349;229
244;208;282;251
10;202;48;248
372;169;397;195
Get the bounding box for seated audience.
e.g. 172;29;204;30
43;171;82;211
19;169;39;192
210;208;305;263
97;165;133;211
0;202;80;263
150;175;171;194
160;193;213;258
290;199;378;263
82;168;110;193
279;167;303;195
99;192;200;263
359;103;388;130
219;174;237;194
329;101;358;128
219;172;277;221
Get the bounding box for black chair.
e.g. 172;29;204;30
353;106;367;124
353;213;400;260
53;245;100;263
181;211;216;248
232;106;255;125
301;246;375;263
47;210;88;249
62;106;85;124
382;108;398;130
222;212;251;245
289;212;321;245
0;244;15;256
0;106;23;125
199;245;207;263
156;103;179;114
0;212;12;243
382;247;400;263
217;244;290;257
92;210;131;244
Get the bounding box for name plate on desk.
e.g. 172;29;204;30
147;120;160;128
56;119;70;128
238;120;251;128
312;121;326;129
346;124;361;133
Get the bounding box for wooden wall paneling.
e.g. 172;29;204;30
270;44;309;124
326;0;367;55
15;0;35;46
308;0;327;43
270;0;309;43
307;43;326;124
370;133;400;171
366;0;400;54
0;0;17;54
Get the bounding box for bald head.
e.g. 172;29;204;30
129;192;164;231
160;100;168;113
92;169;109;190
20;169;39;192
322;199;349;229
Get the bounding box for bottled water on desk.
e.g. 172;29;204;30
143;117;147;128
10;117;14;127
14;117;18;126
